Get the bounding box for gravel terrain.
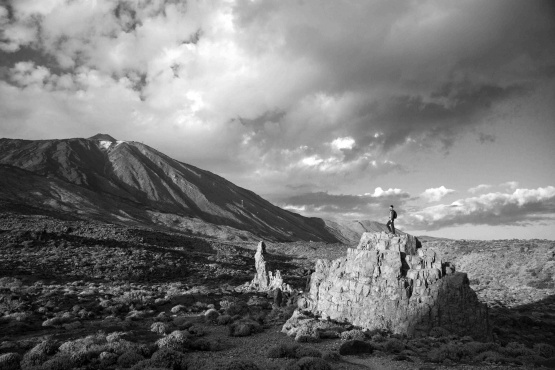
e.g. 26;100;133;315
1;212;554;369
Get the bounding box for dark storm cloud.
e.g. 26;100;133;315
356;82;528;152
230;0;555;160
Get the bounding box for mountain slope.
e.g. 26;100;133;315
323;219;404;244
0;136;339;242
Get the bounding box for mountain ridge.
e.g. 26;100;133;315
0;136;372;242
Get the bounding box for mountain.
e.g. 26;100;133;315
0;135;343;242
322;219;404;244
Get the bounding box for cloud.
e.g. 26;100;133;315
0;0;554;198
405;186;555;231
468;184;492;194
501;181;519;190
368;187;407;198
421;186;455;202
277;188;411;219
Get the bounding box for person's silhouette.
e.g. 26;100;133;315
387;205;397;235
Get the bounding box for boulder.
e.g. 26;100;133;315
295;232;490;340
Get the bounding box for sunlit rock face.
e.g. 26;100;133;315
302;232;490;340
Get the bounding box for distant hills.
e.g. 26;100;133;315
0;135;388;243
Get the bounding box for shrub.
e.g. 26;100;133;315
515;354;546;366
155;330;191;353
501;342;535;357
294;326;320;343
223;301;249;316
217;314;232;325
172;316;192;329
383;338;405;353
38;353;77;370
106;331;127;342
204;308;220;322
107;339;141;356
473;350;507;364
187;325;205;337
190;338;224;352
171;305;186;314
99;351;118;366
285;357;332;370
221;359;260;370
321;351;340;362
266;343;300;359
295;347;321;358
58;333;107;354
0;352;21;370
339;329;365;341
464;341;499;356
338;340;373;356
150;322;171;335
228;319;262;337
22;339;60;367
428;343;472;363
117;351;145;368
148;349;189;370
534;342;555;358
429;327;450;338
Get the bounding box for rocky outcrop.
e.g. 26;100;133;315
297;232;490;340
240;241;292;293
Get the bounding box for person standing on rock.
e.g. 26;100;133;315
387;205;397;235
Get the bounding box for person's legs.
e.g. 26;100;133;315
387;220;392;233
391;221;395;235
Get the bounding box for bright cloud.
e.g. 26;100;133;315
468;184;492;194
405;186;555;230
421;186;455;202
277;189;411;220
501;181;520;190
331;137;355;151
368;187;407;198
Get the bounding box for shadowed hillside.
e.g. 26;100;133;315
0;136;340;242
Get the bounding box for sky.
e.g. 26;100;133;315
1;0;555;240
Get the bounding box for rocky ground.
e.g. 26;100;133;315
1;212;554;369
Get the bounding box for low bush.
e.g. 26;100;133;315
148;349;189;370
22;339;60;368
221;359;260;370
500;342;535;357
534;342;555;358
0;353;21;370
295;347;321;358
217;314;232;325
228;319;262;337
150;322;171;335
339;329;365;341
321;351;340;362
285;357;332;370
190;338;224;352
267;343;300;359
117;351;145;368
383;338;405;353
155;330;191;353
473;350;508;364
338;340;373;356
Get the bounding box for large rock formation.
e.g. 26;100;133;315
298;232;490;340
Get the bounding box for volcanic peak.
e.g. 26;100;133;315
89;133;117;142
